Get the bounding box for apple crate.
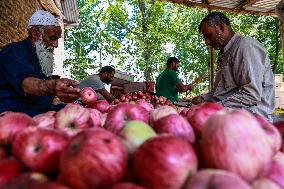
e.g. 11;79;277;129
123;81;155;94
123;82;146;94
110;85;124;98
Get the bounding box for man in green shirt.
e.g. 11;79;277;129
155;57;192;103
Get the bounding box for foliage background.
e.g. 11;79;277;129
64;0;283;96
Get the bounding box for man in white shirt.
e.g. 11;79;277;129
192;12;275;119
79;66;116;103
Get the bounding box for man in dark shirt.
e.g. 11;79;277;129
155;57;192;103
0;10;80;116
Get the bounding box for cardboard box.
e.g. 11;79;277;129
275;74;283;83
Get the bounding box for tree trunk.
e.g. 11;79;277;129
138;0;153;81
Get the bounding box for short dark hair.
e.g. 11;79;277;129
167;57;180;66
198;12;231;33
99;66;115;74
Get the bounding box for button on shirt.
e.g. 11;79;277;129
0;38;64;116
203;34;275;118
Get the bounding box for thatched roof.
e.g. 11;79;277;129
163;0;281;16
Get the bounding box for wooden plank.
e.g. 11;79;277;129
162;0;277;16
236;0;262;9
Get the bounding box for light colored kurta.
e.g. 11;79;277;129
203;34;275;118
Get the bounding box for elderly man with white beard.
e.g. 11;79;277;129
0;10;80;116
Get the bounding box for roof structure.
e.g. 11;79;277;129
163;0;284;92
163;0;281;16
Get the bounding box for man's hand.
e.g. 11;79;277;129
191;95;205;105
176;82;193;93
55;78;81;103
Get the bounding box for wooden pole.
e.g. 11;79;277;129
281;20;284;70
209;47;214;92
207;8;214;92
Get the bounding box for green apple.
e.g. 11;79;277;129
119;120;156;155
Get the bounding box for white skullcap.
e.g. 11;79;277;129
28;10;59;28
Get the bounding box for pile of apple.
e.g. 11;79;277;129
112;91;172;107
0;87;284;189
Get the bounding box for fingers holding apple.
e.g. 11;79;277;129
55;79;81;103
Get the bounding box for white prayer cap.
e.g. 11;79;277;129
28;10;59;28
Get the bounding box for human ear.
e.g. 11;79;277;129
30;27;41;40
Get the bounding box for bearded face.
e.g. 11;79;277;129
102;72;115;85
35;36;55;77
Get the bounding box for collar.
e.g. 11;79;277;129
23;38;37;55
223;33;239;53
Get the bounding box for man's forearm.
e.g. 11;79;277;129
22;77;56;96
176;82;192;93
98;88;116;103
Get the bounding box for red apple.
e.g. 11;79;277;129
54;104;92;136
0;146;7;161
252;178;281;189
186;102;224;138
101;113;108;127
135;99;154;112
120;94;127;102
266;152;284;188
149;105;178;126
274;121;284;137
178;107;189;117
32;111;56;128
184;169;252;189
133;135;198;189
132;94;138;100
137;91;144;98
153;114;195;143
114;99;120;104
29;182;71;189
104;103;149;134
0;172;49;189
12;127;69;175
87;108;102;128
0;112;33;145
80;87;97;105
110;182;146;189
201;109;273;182
88;100;110;113
254;114;282;154
59;128;128;189
0;159;25;187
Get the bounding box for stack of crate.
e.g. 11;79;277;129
275;74;284;108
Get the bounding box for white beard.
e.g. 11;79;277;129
35;40;55;77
